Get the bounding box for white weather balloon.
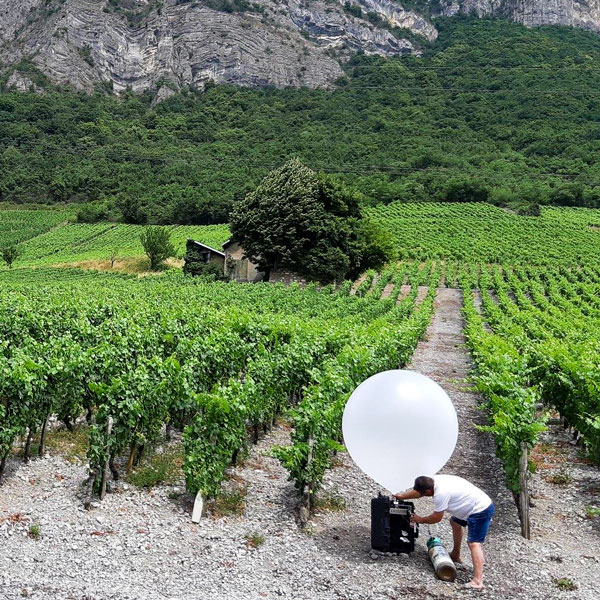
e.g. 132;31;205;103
342;370;458;493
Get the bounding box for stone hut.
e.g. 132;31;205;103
185;238;306;284
222;240;264;282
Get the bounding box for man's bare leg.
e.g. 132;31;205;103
466;541;485;589
449;518;463;563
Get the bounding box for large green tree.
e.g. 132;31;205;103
230;159;392;282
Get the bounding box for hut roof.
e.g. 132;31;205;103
188;239;225;257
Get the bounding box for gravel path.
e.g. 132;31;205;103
1;288;598;600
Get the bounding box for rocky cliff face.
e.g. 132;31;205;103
0;0;432;93
437;0;600;33
1;0;599;94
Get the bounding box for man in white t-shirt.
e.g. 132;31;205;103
395;475;495;590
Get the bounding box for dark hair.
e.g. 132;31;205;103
413;476;434;494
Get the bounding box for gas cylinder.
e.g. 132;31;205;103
426;537;457;582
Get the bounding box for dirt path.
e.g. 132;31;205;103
381;282;395;299
407;287;521;528
396;285;429;305
350;272;368;295
408;288;515;504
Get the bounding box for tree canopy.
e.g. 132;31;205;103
230;159;392;282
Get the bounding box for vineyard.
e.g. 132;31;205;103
2;203;599;271
459;263;600;494
1;201;600;599
0;207;74;247
17;223;230;267
1;203;599;505
0;263;439;515
368;203;600;265
0;208;229;269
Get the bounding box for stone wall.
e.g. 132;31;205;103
270;270;308;286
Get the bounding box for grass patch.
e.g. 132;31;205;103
245;531;265;548
553;577;577;591
585;505;600;519
274;416;292;430
312;491;347;513
28;524;41;539
45;425;89;463
207;486;248;518
127;444;183;488
547;468;572;485
54;256;171;275
530;441;568;471
535;442;559;455
302;525;314;537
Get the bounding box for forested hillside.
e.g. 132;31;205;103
1;17;600;224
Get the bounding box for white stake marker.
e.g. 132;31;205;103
191;491;204;523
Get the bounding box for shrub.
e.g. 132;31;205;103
207;487;248;517
76;203;110;223
28;524;41;539
245;531;265;548
548;467;571;485
192;261;227;281
553;577;577;591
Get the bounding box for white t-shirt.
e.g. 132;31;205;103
433;475;491;520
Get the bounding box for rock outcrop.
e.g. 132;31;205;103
1;0;599;94
0;0;429;93
438;0;600;33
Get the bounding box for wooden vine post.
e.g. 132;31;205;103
298;436;314;528
99;416;114;501
0;452;8;481
126;441;136;475
519;442;531;539
38;415;49;457
24;428;34;463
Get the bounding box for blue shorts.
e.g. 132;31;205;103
451;503;495;543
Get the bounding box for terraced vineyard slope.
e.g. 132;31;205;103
369;203;600;265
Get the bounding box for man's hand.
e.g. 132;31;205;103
410;514;423;524
394;489;422;500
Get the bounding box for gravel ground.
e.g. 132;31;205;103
1;288;598;600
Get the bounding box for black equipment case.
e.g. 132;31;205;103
371;493;419;553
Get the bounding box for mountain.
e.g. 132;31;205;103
0;0;435;93
1;0;599;94
431;0;600;33
2;17;600;221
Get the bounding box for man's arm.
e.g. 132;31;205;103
411;511;445;525
394;490;422;500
